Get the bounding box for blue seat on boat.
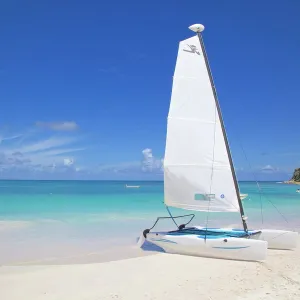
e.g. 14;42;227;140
167;227;261;239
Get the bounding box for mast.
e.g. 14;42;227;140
189;24;248;232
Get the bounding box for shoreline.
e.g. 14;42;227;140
1;244;156;266
1;218;300;266
283;180;300;185
0;237;299;300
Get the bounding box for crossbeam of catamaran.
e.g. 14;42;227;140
137;24;298;261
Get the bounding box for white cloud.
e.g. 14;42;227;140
0;133;164;179
0;126;85;176
64;158;74;166
161;158;164;171
261;165;278;172
36;121;79;131
95;149;163;175
141;148;163;173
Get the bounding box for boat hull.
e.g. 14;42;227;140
251;229;298;250
194;227;298;250
146;231;267;261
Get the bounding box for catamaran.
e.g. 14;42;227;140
138;24;298;261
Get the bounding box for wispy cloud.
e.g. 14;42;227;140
261;164;278;173
35;121;79;131
0;125;85;177
0;134;22;144
0;127;164;180
9;136;77;154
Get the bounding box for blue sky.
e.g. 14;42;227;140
0;0;299;180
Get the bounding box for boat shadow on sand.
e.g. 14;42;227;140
136;238;166;253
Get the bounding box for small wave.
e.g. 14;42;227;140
85;214;149;222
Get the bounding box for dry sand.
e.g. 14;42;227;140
0;236;299;300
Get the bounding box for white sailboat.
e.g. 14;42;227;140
138;24;298;261
125;184;140;188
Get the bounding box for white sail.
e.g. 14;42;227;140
164;35;240;212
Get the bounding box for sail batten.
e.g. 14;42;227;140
164;35;240;213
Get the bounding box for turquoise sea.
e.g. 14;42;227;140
0;180;299;265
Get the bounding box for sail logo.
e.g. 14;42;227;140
183;44;200;55
194;193;215;201
221;194;225;199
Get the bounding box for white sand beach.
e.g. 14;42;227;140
0;236;299;300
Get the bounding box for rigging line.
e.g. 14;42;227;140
165;205;179;229
238;140;264;226
260;193;290;225
237;138;290;226
197;32;247;232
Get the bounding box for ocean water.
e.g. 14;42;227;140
0;180;299;265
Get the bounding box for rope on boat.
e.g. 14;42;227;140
238;140;265;227
165;205;179;229
237;138;296;237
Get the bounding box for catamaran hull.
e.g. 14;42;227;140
252;229;298;250
146;232;267;261
194;227;298;250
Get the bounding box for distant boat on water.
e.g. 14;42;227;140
125;184;140;189
240;194;248;200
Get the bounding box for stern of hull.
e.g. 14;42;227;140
251;229;298;250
